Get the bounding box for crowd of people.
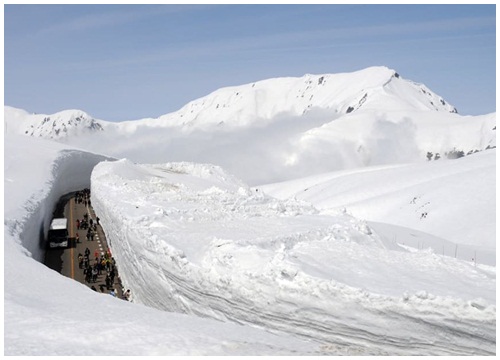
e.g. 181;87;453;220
74;188;131;302
75;189;99;243
76;213;99;242
75;188;92;207
78;247;116;285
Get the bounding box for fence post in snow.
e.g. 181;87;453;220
455;244;458;258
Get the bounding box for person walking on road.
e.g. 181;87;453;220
105;274;111;290
100;258;106;275
110;268;116;285
85;265;92;283
91;266;98;283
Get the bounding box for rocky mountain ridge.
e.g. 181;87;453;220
6;66;459;137
5;108;103;140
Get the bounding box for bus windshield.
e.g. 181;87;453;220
49;229;68;242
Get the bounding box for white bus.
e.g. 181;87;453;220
48;218;69;248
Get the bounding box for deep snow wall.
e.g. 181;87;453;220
90;160;495;356
12;149;111;262
5;137;335;356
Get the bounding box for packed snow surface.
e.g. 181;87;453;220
90;157;495;355
4;135;333;356
5;134;495;355
262;150;496;265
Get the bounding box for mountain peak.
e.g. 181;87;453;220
153;66;456;129
5;66;458;137
4;107;104;139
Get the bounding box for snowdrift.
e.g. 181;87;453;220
4;136;325;356
4;135;111;262
91;158;496;355
262;150;496;265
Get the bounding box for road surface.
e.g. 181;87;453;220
44;191;124;299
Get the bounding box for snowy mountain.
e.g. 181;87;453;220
4;66;495;185
149;66;458;129
4;66;496;355
4;106;104;140
5;66;458;134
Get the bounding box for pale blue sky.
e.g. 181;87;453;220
4;4;496;121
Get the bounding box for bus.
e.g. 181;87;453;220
48;218;69;248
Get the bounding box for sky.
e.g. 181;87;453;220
3;4;497;121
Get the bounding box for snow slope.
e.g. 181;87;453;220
4;130;495;356
140;66;457;129
262;150;496;265
7;66;455;135
4;106;103;140
89;157;495;355
4;135;329;356
4;131;496;355
4;65;496;355
4;66;495;185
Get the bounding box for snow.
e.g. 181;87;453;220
6;67;492;186
152;66;456;128
262;150;496;255
5;133;494;355
89;157;495;355
4;135;328;356
4;106;103;140
3;66;496;355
